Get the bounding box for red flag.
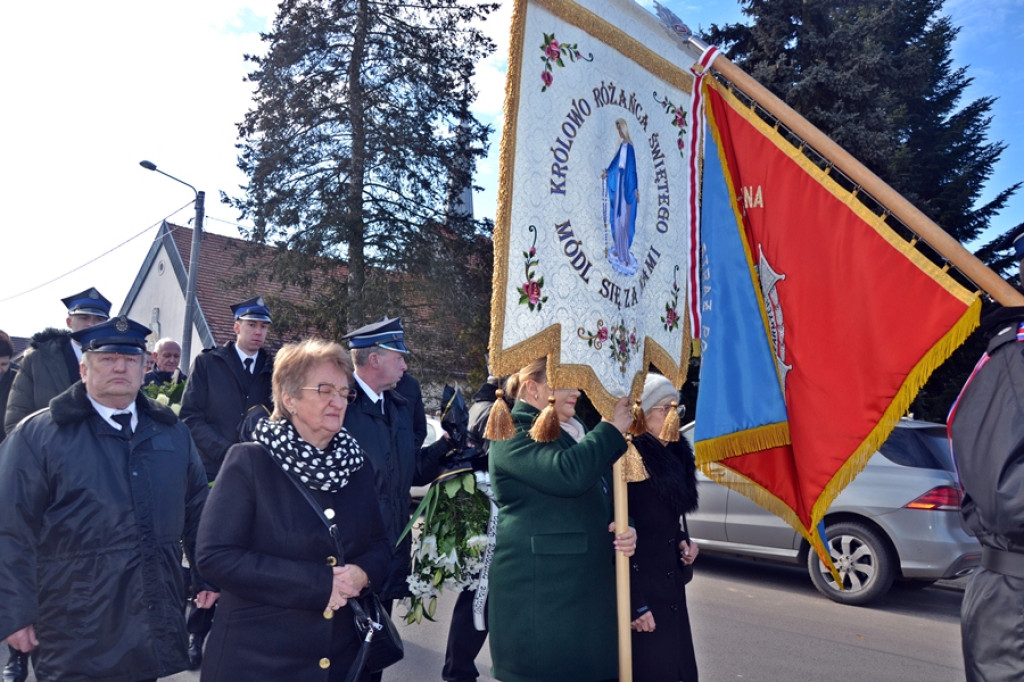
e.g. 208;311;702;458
697;81;981;553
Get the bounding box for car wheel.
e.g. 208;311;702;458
807;521;895;605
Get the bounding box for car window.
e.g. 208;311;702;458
878;425;954;471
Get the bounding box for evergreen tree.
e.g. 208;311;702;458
227;0;498;379
703;0;1023;421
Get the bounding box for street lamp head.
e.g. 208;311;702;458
139;160;157;171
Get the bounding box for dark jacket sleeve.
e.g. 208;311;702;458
0;424;47;637
4;356;38;434
179;355;232;476
180;432;215;592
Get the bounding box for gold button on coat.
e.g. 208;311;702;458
327;556;338;566
319;657;330;669
323;608;334;619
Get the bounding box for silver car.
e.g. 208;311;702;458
685;418;981;605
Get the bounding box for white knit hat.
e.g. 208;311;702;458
641;373;678;414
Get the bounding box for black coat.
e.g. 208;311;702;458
343;382;447;599
0;382;209;682
4;328;78;433
179;342;273;480
949;319;1024;682
196;442;390;682
628;433;700;682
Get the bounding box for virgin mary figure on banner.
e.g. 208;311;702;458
604;117;639;276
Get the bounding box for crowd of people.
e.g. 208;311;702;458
0;287;711;682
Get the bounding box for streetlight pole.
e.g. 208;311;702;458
139;160;204;373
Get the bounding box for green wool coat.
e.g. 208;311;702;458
488;401;627;682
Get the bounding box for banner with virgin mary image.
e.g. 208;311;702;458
489;0;700;408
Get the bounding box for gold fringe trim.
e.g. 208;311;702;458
659;401;681;442
628;399;647;436
484;389;515;442
622;436;649;483
694;422;791;466
530;395;561;443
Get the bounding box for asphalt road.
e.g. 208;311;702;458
9;554;966;681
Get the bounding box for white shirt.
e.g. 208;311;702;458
234;345;258;372
88;395;137;432
354;372;384;412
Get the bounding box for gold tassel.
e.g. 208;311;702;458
529;395;561;442
659;401;681;442
628;398;647;437
484;390;515;441
622;435;649;482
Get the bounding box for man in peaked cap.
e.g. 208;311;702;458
342;316;450;676
4;288;111;437
0;316;215;681
177;296;274;668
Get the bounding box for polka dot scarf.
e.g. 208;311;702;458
253;418;364;492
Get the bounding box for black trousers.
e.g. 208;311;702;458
442;589;489;682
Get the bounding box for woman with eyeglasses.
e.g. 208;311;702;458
196;339;389;681
487;358;636;682
628;373;700;681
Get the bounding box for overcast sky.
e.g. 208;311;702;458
1;0;1020;339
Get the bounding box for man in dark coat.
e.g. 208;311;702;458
1;288;110;682
947;232;1024;682
0;316;215;682
143;337;187;387
178;296;274;667
342;318;448;611
4;287;110;435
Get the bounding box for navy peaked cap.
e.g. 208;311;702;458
71;315;151;355
342;316;409;353
61;287;111;318
231;296;272;323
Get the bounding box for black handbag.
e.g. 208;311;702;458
259;446;404;680
680;514;694;585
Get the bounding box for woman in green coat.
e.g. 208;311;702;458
488;358;634;682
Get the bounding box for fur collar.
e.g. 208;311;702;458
29;327;70;348
49;381;179;427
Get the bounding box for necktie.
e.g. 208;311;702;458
113;413;133;439
244;357;254;374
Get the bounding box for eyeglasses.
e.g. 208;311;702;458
301;384;357;404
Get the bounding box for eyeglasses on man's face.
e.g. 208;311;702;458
301;384;357;403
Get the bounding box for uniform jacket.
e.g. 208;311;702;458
628;433;700;682
196;441;390;682
487;401;626;682
343;381;447;599
179;342;273;480
0;366;16;444
0;382;210;682
4;328;78;433
949;318;1024;682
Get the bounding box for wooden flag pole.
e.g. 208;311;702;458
613;457;632;682
703;51;1024;308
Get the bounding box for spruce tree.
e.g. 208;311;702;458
227;0;498;378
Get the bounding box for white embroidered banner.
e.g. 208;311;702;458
490;0;698;410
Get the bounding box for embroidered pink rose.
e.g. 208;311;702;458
541;71;553;88
524;281;542;305
545;39;561;60
597;326;609;341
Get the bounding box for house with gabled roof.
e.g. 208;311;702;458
119;222;480;401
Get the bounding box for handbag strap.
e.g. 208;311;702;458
259;444;345;561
